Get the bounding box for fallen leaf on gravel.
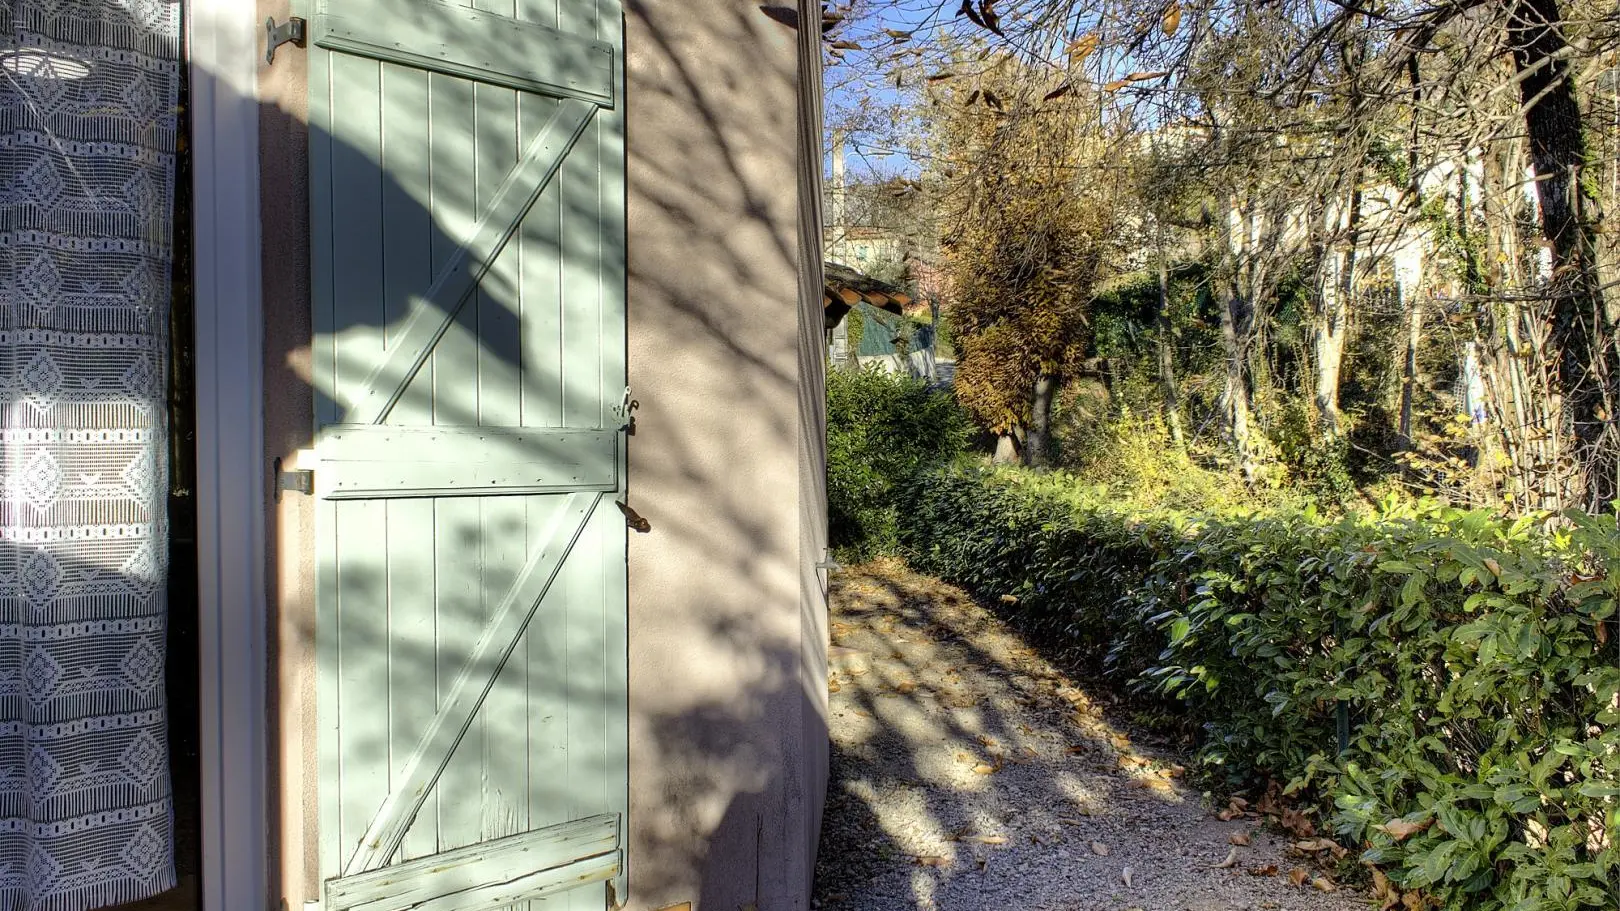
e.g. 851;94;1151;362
1090;841;1111;856
1280;808;1316;837
1217;808;1243;822
1313;877;1338;893
895;682;916;695
1121;866;1134;888
1229;832;1252;846
1376;817;1432;841
1247;865;1279;876
1287;868;1310;887
1212;847;1241;869
977;734;999;748
1133;776;1177;795
1066;744;1089;754
1291;838;1337;853
962;833;1007;845
972;763;996;775
828;679;842;693
1371;869;1401;909
914;855;950;868
999;594;1019;604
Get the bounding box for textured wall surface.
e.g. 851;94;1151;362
624;0;825;906
254;0;317;905
251;0;314;901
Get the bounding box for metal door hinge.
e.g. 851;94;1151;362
274;457;314;500
265;16;307;65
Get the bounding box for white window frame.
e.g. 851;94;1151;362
189;2;271;909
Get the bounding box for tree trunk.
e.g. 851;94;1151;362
993;432;1020;464
1509;0;1620;509
1479;140;1523;293
1312;189;1360;442
1218;277;1260;484
1157;264;1186;448
1313;248;1350;442
1396;290;1422;452
1472;139;1572;510
1026;373;1057;468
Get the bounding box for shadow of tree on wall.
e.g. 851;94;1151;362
254;1;826;909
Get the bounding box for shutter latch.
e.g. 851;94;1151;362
265;16;307;65
613;386;638;435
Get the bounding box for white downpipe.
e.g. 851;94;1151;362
189;1;270;909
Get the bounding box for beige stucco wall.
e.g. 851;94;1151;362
255;0;828;908
623;0;827;906
255;0;317;905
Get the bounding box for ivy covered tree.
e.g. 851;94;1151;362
934;54;1118;466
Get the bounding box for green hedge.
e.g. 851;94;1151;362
899;465;1620;910
827;367;967;561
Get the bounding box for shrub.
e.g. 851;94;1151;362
1054;405;1263;513
827;367;968;560
899;465;1620;910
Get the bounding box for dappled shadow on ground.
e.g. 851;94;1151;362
812;560;1368;911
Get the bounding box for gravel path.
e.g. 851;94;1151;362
813;560;1370;911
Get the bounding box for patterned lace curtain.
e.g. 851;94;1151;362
0;0;180;908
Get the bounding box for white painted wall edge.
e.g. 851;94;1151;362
188;2;271;909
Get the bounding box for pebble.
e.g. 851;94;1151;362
813;561;1369;911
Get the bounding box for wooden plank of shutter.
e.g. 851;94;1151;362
342;492;604;874
313;0;615;105
344;99;596;426
326;815;619;911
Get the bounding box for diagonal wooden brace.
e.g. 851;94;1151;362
343;491;604;874
345;99;596;426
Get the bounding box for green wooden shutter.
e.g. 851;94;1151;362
305;0;628;907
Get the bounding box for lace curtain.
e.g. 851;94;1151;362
0;1;180;908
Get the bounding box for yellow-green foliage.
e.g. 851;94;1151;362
1056;408;1264;513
